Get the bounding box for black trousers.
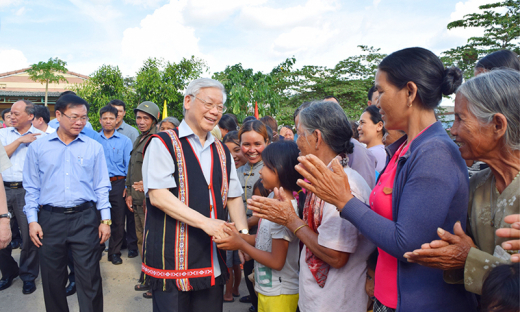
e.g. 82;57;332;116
4;187;39;282
39;207;103;312
123;203;138;252
153;283;224;312
0;243;19;278
108;179;126;257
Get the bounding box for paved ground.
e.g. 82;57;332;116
1;248;251;312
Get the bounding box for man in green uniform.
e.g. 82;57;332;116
125;101;159;295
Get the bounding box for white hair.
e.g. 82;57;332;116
457;69;520;151
183;78;227;116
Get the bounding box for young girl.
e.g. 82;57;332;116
216;140;302;312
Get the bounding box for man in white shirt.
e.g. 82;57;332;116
32;105;56;134
142;78;248;312
0;100;44;294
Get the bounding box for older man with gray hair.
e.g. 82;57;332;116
0;100;44;294
141;78;248;312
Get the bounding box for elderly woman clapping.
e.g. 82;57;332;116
404;69;520;295
261;47;477;311
250;101;374;312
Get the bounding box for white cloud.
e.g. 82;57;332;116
15;6;25;15
0;49;29;73
373;0;381;8
271;23;339;56
237;0;339;30
183;0;266;26
69;0;122;23
120;0;205;74
0;0;16;8
123;0;165;8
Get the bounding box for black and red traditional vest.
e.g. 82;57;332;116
141;129;232;292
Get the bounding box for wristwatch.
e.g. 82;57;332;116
100;219;112;226
239;229;249;235
0;212;12;219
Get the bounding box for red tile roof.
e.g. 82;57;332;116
0;68;89;79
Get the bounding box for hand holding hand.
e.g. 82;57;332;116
202;218;228;238
214;223;243;250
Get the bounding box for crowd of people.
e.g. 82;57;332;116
0;47;519;312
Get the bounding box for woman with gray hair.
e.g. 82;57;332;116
253;100;374;311
405;69;520;295
252;48;476;311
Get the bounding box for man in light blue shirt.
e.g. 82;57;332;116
24;94;111;312
97;105;132;265
0;100;44;295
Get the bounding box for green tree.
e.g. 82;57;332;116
212;64;282;122
441;0;520;78
71;65;130;130
26;57;68;107
276;46;386;125
136;56;208;119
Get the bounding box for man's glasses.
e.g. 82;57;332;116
61;112;89;123
192;95;227;113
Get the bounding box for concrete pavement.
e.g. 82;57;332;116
1;248;252;312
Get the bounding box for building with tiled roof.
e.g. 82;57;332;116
0;68;88;115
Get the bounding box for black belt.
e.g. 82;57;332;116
41;201;95;214
4;181;23;189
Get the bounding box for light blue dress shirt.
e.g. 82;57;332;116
23;131;112;223
97;130;132;177
142;120;243;278
0;126;45;182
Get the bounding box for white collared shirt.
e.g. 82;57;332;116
0;126;45;182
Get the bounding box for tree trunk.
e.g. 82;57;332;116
45;81;49;107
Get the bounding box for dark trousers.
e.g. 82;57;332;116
39;207;103;312
153;283;224;312
4;187;38;282
0;243;19;278
108;179;126;257
123;205;138;251
10;214;22;244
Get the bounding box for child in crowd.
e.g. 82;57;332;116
480;263;519;312
216;140;302;312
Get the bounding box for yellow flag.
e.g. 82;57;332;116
163;100;167;120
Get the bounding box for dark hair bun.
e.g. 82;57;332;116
441;67;463;96
344;140;354;155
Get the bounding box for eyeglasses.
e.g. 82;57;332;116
61;112;89;123
192;95;227;113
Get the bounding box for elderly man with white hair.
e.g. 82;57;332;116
141;78;248;312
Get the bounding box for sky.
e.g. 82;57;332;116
0;0;499;78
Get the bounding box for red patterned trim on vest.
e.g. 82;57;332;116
214;140;229;208
165;130;192;291
142;263;213;279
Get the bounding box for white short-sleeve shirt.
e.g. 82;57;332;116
298;167;375;312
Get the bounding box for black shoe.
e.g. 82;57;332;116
109;254;123;265
128;250;138;258
135;283;150;291
248;305;257;312
65;281;76;296
22;281;36;294
10;240;20;249
0;272;19;291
